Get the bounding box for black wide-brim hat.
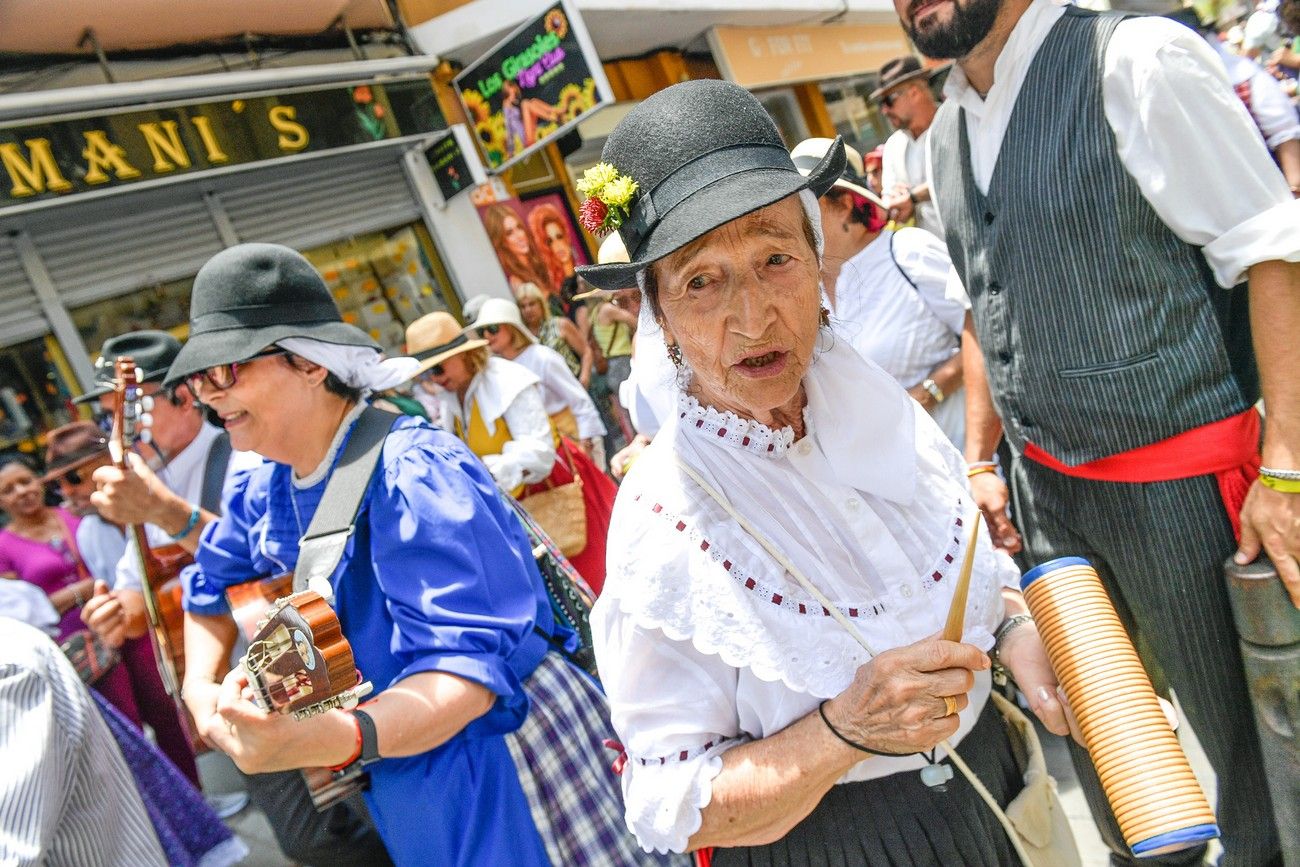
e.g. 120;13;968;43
74;329;184;404
575;79;846;291
165;242;378;386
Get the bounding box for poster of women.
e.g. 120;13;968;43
476;193;591;298
454;0;613;172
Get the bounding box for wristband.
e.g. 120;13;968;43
817;700;915;757
326;713;363;772
967;460;996;470
1260;466;1300;481
169;504;201;541
993;613;1035;651
966;466;998;479
354;708;381;765
921;378;945;404
1260;473;1300;494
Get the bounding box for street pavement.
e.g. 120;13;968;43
211;698;1220;866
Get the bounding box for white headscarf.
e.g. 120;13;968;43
275;337;420;394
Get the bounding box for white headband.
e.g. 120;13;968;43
275;338;419;394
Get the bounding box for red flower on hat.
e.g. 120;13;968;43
579;197;609;236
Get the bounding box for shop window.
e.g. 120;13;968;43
300;223;459;355
67;221;459;365
72;276;194;357
0;336;78;454
820;73;892;157
755;89;811;147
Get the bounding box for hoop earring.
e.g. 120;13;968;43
666;342;683;367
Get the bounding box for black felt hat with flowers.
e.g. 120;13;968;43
574;79;846;291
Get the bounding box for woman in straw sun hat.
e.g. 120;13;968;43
576;78;1071;864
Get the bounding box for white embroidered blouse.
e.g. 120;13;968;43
591;338;1020;854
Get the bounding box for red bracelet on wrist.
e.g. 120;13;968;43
326;713;363;772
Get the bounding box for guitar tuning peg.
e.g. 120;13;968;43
141;395;155;412
139;412;153;429
139;429;152;444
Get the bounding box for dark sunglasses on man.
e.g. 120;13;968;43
186;347;287;395
880;89;906;109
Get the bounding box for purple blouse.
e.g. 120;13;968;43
0;507;86;639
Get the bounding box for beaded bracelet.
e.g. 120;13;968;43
169;504;201;542
817;700;915;758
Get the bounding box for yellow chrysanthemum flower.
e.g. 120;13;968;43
601;175;639;208
577;162;618;197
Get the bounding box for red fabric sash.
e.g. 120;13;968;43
1022;409;1261;539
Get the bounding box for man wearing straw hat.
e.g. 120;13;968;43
899;0;1300;860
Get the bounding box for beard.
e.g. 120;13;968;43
906;0;1001;60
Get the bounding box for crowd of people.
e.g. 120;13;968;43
2;0;1298;864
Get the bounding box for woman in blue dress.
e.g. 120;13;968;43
165;243;679;867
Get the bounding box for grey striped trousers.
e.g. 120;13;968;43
1009;457;1280;867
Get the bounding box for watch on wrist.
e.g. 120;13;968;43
353;708;381;766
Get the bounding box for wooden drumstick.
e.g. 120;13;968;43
942;510;984;643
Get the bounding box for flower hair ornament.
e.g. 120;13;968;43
576;162;638;236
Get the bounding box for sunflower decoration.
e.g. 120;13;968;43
544;8;569;40
462;89;507;166
555;81;597;124
576;163;639;236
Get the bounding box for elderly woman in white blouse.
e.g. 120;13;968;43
576;81;1070;865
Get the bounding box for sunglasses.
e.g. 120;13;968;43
59;468;85;486
186;348;287;395
480;324;502;336
880;90;907;109
425;364;445;377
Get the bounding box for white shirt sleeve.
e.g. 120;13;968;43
1246;68;1300;150
880;130;910;194
537;347;607;439
482;383;557;491
1104;17;1300;287
890;228;968;335
591;609;745;854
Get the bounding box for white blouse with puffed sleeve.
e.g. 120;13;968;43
591;337;1020;854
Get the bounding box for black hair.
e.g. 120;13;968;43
283;355;364;403
0;453;38;475
824;187;875;227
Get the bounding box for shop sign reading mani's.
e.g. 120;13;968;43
0;78;446;207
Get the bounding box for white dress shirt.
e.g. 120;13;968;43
882;126;945;238
76;515;126;585
0;619;167;866
834;228;967;445
113;422;263;592
513;344;607;440
592;339;1019;854
928;0;1300;289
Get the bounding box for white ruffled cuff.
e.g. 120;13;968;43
622;740;738;854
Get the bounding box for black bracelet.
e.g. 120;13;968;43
817;700;915;758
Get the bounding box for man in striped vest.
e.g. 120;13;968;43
895;0;1300;863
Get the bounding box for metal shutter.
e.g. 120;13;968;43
21;185;224;309
0;235;46;344
213;148;420;250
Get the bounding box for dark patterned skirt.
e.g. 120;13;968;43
712;702;1024;867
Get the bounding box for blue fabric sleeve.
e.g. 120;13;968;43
367;432;545;713
185;465;271;616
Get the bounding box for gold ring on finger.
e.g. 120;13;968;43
942;695;958;718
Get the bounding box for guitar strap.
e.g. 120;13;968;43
199;431;232;515
293;406;400;601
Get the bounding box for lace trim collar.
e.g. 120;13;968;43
292;401;368;489
677;392;795;459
